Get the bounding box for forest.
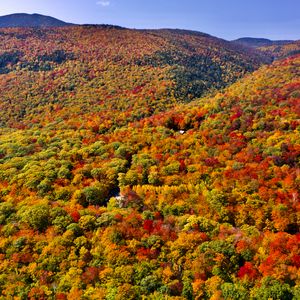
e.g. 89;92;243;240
0;26;299;299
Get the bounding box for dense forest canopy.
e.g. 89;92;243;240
0;26;299;299
0;26;272;129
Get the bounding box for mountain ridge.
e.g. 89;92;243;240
233;37;294;48
0;13;74;27
0;12;296;46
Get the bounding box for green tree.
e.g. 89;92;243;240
19;204;50;232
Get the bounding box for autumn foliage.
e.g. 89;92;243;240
0;26;299;299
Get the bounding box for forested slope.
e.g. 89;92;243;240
0;26;269;130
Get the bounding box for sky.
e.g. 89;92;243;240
0;0;299;40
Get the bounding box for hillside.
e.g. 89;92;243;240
0;26;271;131
0;20;299;298
0;13;73;28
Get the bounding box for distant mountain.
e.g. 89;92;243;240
233;37;293;48
0;13;73;27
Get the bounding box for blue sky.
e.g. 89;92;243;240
0;0;299;40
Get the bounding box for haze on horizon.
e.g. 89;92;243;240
0;0;299;40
